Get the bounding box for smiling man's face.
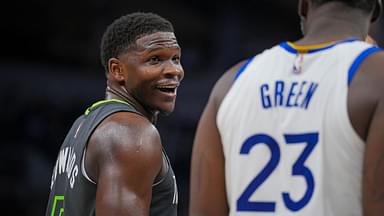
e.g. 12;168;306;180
118;31;184;114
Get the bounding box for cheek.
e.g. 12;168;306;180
125;71;151;91
132;81;152;96
135;79;157;101
126;68;161;97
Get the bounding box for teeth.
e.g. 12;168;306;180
157;85;177;89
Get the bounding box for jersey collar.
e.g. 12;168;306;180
279;38;358;54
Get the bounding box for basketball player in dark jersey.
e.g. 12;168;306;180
46;12;183;216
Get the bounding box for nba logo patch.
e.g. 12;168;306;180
293;54;304;74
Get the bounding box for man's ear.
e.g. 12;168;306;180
108;58;125;81
371;0;383;22
298;0;309;18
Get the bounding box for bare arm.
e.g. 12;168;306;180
363;98;384;216
87;112;162;215
189;61;246;216
358;52;384;216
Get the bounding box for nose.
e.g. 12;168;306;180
163;60;184;80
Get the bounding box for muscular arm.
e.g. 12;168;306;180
87;112;162;215
189;61;246;216
361;53;384;216
364;99;384;216
349;51;384;216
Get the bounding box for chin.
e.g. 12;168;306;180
158;104;175;116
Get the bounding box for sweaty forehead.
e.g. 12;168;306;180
134;32;179;51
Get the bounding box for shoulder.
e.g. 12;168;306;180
210;46;280;109
101;112;159;140
356;49;384;97
348;48;384;140
87;112;163;180
210;59;250;110
96;111;162;156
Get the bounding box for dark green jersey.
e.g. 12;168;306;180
46;99;178;216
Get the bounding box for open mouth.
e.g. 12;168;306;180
155;84;178;94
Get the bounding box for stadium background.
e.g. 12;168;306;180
1;0;383;215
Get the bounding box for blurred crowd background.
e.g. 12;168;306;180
1;0;383;215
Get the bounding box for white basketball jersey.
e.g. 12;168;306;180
217;39;382;216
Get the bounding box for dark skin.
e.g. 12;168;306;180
190;1;384;215
189;61;244;215
85;31;184;215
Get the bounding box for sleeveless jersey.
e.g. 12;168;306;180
46;99;178;216
217;39;383;215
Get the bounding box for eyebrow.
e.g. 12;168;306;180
141;44;181;54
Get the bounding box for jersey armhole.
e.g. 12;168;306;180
234;56;255;81
152;151;170;187
348;47;383;85
81;148;96;185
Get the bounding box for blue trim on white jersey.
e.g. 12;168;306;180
348;47;383;85
279;39;357;54
279;42;297;54
234;56;255;80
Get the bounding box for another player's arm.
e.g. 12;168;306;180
357;52;384;216
189;61;246;216
87;112;162;216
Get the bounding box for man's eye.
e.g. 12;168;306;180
172;56;180;63
149;56;160;64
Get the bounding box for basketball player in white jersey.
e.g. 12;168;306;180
190;0;384;215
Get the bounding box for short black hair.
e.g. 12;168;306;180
100;12;174;73
312;0;378;12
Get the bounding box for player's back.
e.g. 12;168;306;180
217;39;380;215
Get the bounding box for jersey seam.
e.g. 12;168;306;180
81;148;97;185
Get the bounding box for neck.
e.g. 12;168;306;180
297;3;370;45
105;81;158;124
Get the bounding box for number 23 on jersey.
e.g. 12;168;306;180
237;132;319;212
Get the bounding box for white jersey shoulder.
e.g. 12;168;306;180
217;40;380;216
